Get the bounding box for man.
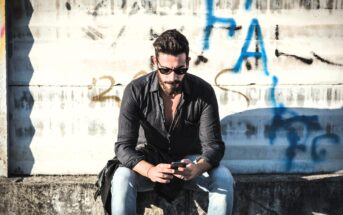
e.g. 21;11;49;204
111;29;234;215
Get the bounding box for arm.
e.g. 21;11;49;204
115;83;174;182
197;87;225;168
133;160;174;183
174;87;224;180
115;83;145;168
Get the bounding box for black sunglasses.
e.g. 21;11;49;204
156;58;188;75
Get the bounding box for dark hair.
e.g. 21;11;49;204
153;29;189;58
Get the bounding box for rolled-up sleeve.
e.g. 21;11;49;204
197;88;225;167
115;83;144;169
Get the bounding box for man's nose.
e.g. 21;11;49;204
167;71;177;81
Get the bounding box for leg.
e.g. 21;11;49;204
207;165;234;215
111;166;154;215
185;165;234;215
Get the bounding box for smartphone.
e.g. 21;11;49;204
171;162;187;169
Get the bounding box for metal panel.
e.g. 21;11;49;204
7;0;343;174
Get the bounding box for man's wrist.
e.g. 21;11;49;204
194;164;204;176
195;159;211;175
146;166;154;178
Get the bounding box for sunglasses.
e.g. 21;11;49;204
156;59;188;75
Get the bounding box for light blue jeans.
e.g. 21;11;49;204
111;158;234;215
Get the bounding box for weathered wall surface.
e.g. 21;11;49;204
1;174;343;215
5;0;343;175
0;0;7;177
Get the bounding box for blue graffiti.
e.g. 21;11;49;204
267;113;323;170
311;133;339;161
203;0;236;50
245;0;253;10
203;0;340;171
232;19;269;76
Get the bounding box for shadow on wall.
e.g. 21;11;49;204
233;174;343;215
221;107;343;172
7;0;35;175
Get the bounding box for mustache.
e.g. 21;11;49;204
164;80;182;85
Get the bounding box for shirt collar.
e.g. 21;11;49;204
149;71;160;92
149;71;191;95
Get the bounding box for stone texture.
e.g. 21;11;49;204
1;174;343;215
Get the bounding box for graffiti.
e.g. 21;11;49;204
202;0;236;50
275;50;343;67
150;28;159;41
65;2;71;11
311;132;339;161
267;76;340;170
274;25;342;67
245;0;253;10
89;71;148;104
275;49;313;65
232;19;269;75
91;0;107;16
111;26;126;48
312;52;343;67
214;68;251;106
202;0;341;170
204;12;269;77
275;25;279;40
219;25;242;31
88;76;121;104
245;123;257;138
194;54;208;66
132;70;148;80
267;113;318;170
82;26;104;40
129;2;141;15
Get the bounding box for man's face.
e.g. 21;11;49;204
155;53;188;95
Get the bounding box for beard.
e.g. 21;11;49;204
160;80;183;95
157;74;183;95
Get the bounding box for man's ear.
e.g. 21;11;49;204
151;55;157;65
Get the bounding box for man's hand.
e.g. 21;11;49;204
147;164;175;183
173;159;203;181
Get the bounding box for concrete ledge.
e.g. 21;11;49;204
1;174;343;215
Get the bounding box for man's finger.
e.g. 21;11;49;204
162;168;175;174
157;178;171;183
159;163;172;169
173;174;185;179
159;173;173;179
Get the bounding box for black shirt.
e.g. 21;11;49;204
115;71;225;169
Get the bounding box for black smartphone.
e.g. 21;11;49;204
171;162;187;169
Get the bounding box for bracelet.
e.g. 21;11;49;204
146;166;154;178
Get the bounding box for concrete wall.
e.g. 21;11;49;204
3;0;343;175
1;174;343;214
0;0;7;177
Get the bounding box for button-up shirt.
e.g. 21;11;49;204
115;71;225;169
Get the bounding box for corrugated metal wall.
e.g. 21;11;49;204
4;0;343;175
